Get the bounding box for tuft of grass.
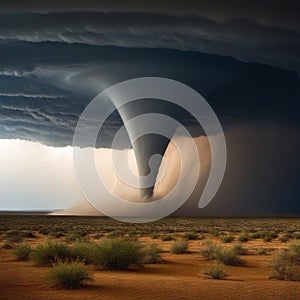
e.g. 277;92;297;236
203;262;228;279
143;243;162;264
263;235;274;242
232;243;247;255
13;243;32;261
249;232;261;239
292;231;300;239
32;240;71;266
259;230;278;242
65;234;87;244
47;261;92;289
279;234;290;243
201;242;244;266
198;234;205;240
214;246;244;266
182;232;198;240
150;233;160;239
91;238;145;270
270;241;300;281
256;248;268;255
237;233;249;242
200;241;218;261
161;235;174;242
222;235;235;243
6;230;25;243
71;242;95;264
170;239;188;254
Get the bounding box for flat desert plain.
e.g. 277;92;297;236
0;216;300;300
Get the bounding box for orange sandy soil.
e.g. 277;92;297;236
1;239;300;300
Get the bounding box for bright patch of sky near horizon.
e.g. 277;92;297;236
0;139;82;210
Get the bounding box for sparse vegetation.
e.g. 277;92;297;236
170;239;188;254
65;234;87;244
161;234;174;241
201;242;244;266
203;262;228;279
13;243;32;261
71;242;95;264
279;234;290;243
143;243;162;263
200;241;218;261
270;241;300;281
232;243;247;255
292;231;300;239
151;232;160;239
237;233;249;242
222;235;234;243
182;232;198;240
2;215;300;295
256;248;268;255
32;240;71;266
91;238;145;270
47;261;92;289
198;234;205;240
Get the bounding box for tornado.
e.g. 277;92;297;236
116;99;186;199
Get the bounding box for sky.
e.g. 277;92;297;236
0;1;299;216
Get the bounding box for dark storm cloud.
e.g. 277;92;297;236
0;2;299;72
0;0;298;27
0;1;299;147
0;41;299;147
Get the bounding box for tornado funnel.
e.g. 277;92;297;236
116;99;186;199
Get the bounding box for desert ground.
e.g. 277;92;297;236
0;216;300;300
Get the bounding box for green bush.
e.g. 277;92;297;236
249;232;261;239
13;243;32;261
151;233;160;239
182;232;198;240
161;235;174;242
203;263;228;279
214;247;244;266
91;238;145;270
6;230;24;243
292;231;300;239
270;241;300;281
200;241;218;261
237;233;249;242
232;243;247;255
259;230;278;241
32;240;71;266
279;234;290;243
198;234;205;240
71;242;95;264
143;243;162;264
222;235;234;243
200;242;244;266
170;239;188;254
289;240;300;261
47;261;92;289
65;234;87;244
